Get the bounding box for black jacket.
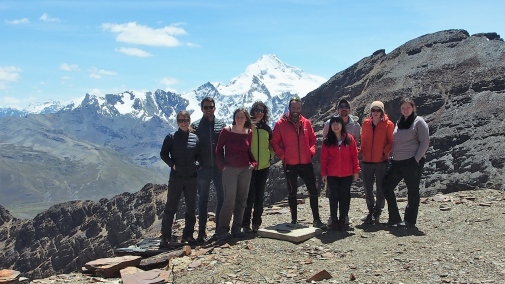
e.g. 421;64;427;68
160;129;200;178
190;116;226;168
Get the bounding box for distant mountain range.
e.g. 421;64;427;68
0;54;326;218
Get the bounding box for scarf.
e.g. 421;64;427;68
397;112;417;129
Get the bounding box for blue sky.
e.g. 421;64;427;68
1;0;504;108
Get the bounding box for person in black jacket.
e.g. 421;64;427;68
159;110;201;247
190;97;227;243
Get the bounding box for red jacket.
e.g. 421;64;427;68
320;133;360;177
360;115;394;163
271;113;316;165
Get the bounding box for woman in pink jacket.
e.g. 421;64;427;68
321;115;360;230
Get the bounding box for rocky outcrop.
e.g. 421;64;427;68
267;29;505;199
0;184;169;280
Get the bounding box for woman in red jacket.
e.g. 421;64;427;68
321;115;360;230
360;101;394;225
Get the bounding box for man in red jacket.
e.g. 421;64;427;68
271;97;326;229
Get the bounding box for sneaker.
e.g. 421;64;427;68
252;224;260;232
242;225;251;233
181;235;197;244
313;219;327;230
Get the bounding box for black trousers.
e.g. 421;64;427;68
327;176;353;223
243;167;270;227
284;163;320;221
382;157;425;224
161;176;197;238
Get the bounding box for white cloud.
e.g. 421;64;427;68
115;47;152;57
5;18;29;24
186;42;201;48
160;77;179;93
40;13;60;22
60;63;81;71
101;22;186;47
0;66;21;89
88;67;117;79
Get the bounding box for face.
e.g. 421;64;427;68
234;111;247;126
331;121;342;134
337;103;350;117
289;101;302;119
401;102;414;117
371;108;382;119
201;101;215;119
177;116;190;132
252;106;265;122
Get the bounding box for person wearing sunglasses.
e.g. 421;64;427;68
159;110;201;247
190;97;227;243
242;101;274;233
360;101;394;225
322;98;361;226
271;97;326;229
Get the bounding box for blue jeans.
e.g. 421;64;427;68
197;166;224;236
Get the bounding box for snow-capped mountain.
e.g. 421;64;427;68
0;54;326;125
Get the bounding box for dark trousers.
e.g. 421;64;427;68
382;157;425;224
197;166;224;237
327;176;353;223
284;163;320;221
361;161;388;215
161;176;197;238
243;167;270;227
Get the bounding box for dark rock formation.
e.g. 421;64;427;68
298;29;505;196
0;184;169;280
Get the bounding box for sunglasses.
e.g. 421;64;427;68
203;105;215;110
371;108;382;113
253;108;265;113
338;105;350;109
177;118;191;123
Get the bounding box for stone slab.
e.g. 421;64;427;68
85;255;142;278
257;223;322;243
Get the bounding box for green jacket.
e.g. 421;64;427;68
251;121;273;170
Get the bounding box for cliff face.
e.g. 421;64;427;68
276;29;505;197
0;184;168;279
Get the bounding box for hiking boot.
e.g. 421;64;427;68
252;224;260;232
242;225;251;233
159;236;170;248
373;214;381;224
196;232;206;243
344;216;350;225
386;218;402;227
364;213;374;225
398;221;416;229
181;235;197;244
313;219;327;230
291;219;298;225
232;231;245;238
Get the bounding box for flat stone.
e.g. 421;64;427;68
85;255;142;278
306;269;332;282
0;269;20;283
120;268;169;284
257;223;322;243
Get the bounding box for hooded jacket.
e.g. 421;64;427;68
271;113;316;165
361;114;395;163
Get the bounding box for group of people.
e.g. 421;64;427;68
158;95;429;246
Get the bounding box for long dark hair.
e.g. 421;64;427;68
324;115;350;146
249;101;270;123
232;108;253;128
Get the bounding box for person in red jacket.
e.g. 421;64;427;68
321;115;360;230
271;97;326;229
360;101;394;225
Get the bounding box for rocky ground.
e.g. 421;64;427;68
28;188;505;283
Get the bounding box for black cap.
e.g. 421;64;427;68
338;98;350;108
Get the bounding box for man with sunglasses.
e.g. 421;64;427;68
191;97;227;243
322;98;361;227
